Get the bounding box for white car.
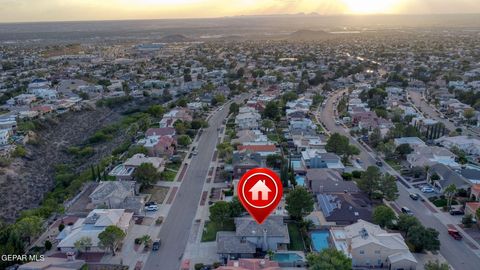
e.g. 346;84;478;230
145;205;159;211
421;187;435;193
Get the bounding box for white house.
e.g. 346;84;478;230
331;220;417;270
435;136;480;156
407;146;459;168
56;209;133;253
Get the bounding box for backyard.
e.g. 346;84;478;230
287;223;306;251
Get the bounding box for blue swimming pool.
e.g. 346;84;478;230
273;253;303;263
296;176;305;186
311;231;330;251
291;160;302;170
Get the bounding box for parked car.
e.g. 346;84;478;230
449;209;465;216
409;193;419;200
421;187;435;193
145;201;157;207
376;160;383;167
401;207;413;215
448;228;462;240
152;239;161;251
145;205;159;211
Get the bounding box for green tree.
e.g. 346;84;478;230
140;234;152;246
177;135;192;147
133;163;160;189
44;240;52;251
229;197;245;218
397;214;420;236
15;216;43;244
369;128;382;148
229;103;240;115
372;205;396;228
396;143;413;158
307;248;352;270
407;225;440;252
462;214;474;228
261;119;275;132
74;236;93;254
285;187;314;220
209;201;231;228
147;105;165;118
424;260;449;270
381;174;399;201
217;142;234;160
266;154;284;169
98;226;126;256
357;166;382;198
263;101;279;120
326;133;350;155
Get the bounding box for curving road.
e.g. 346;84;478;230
319;89;480;270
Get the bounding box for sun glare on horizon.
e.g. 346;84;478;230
342;0;400;14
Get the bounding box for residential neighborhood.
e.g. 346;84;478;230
1;9;480;270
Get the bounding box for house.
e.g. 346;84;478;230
393;137;426;147
462;169;480;184
306;169;359;193
138;134;176;157
316;193;372;225
469;184;480;201
160;108;192;127
465;202;480;217
216;216;289;260
233;154;262;180
406;146;459;168
301;150;344;169
331;219;417;270
429;163;472;192
18;256;85;270
232;130;269;145
249;180;271;200
145;127;176;137
289;119;316;131
215;259;280;270
237;144;278;157
57;209;133;253
124;153;165;172
89;181;144;214
435;136;480;156
235;110;261;130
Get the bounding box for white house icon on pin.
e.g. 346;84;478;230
249;180;272;201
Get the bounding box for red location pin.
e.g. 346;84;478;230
237;168;283;224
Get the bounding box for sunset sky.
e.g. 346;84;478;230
0;0;479;23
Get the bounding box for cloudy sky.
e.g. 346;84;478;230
0;0;478;23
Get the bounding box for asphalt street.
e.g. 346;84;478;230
319;89;480;270
144;99;236;270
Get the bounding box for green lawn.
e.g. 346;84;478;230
385;159;402;171
201;220;235;242
160;170;177;181
287;223;305;251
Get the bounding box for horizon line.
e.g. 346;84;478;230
1;12;479;25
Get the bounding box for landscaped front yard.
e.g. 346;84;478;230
201;220;235;242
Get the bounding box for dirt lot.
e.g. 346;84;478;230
144;186;170;204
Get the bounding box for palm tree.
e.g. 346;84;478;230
140;234;151;249
444;184;457;211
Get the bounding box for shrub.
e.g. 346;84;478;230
352;171;362;179
134;238;142;245
341;172;352;181
58;223;65;232
44;240;52;251
194;263;205;270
